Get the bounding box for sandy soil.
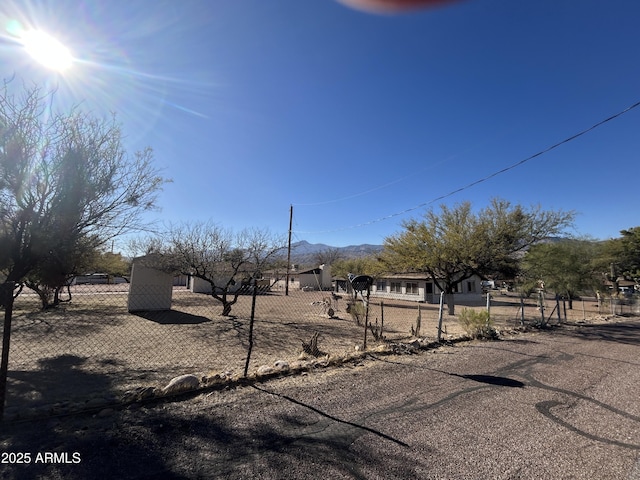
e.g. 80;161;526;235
3;285;632;420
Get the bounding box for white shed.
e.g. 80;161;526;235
127;261;174;312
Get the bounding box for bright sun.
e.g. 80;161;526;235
20;30;73;72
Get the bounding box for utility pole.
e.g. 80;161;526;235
285;205;293;296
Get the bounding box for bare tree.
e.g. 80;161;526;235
314;247;343;266
154;222;285;316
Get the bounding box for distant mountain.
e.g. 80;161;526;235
284;240;383;266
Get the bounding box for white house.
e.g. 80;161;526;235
190;276;270;294
369;272;484;303
271;265;333;291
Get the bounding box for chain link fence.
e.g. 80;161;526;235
2;278;638;421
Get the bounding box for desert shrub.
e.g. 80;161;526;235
458;308;498;340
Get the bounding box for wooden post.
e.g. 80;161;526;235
486;291;491;319
520;295;525;326
380;300;385;339
556;295;562;323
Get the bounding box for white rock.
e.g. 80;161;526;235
162;374;200;394
274;360;290;371
257;365;275;376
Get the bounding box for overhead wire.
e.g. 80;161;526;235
291;129;515;207
292;99;640;235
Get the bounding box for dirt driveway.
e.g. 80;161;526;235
1;318;639;479
3;286;619;420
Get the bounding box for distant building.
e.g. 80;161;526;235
270;264;332;291
363;272;483;303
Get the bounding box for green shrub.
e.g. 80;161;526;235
458;308;498;340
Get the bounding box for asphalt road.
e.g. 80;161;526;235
1;320;639;479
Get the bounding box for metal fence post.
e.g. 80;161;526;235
0;281;16;421
437;292;445;342
363;286;371;350
243;279;258;378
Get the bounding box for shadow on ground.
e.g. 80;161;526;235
560;321;640;347
131;309;212;324
5;355;116;416
1;393;421;479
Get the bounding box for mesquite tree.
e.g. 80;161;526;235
382;199;574;315
0;81;166;417
521;238;601;309
150;222;285;316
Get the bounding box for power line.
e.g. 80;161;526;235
293;99;640;235
292;130;512;207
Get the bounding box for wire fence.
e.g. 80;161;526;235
2;280;638;421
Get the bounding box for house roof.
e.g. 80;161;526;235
378;272;432;281
297;267;324;275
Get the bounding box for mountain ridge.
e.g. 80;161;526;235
284;240;383;266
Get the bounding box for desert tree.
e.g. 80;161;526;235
150;222;285;316
24;244;131;309
381;198;574;315
0;81;166;416
520;238;601;308
599;227;640;283
23;235;99;309
331;256;385;282
0;82;165;286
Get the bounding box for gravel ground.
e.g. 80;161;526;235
1;317;639;479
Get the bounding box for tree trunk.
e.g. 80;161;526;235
446;291;455;316
54;284;72;304
26;283;54;310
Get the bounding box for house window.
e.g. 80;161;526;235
467;281;476;293
406;282;419;295
425;282;434;294
390;282;402;293
376;281;386;292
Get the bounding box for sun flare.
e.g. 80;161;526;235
20;29;73;72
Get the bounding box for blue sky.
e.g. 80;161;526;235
1;0;639;248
